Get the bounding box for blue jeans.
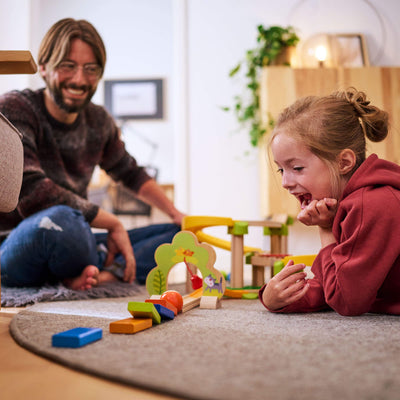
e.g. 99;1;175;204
0;205;180;286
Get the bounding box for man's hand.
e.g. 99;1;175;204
104;223;136;283
91;208;136;283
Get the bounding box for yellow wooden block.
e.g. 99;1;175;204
280;254;316;267
109;317;152;334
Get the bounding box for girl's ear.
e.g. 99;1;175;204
338;149;356;175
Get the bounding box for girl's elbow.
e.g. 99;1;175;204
327;297;369;316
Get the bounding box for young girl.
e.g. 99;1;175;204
259;87;400;316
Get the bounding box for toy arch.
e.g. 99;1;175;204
146;231;226;298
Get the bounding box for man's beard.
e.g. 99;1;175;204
50;82;95;113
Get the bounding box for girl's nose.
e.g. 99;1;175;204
281;172;295;190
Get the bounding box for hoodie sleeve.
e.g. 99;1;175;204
259;277;330;313
310;185;400;316
259;183;400;316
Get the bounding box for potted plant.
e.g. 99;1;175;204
226;25;300;147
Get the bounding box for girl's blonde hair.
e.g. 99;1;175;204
270;87;389;197
38;18;106;76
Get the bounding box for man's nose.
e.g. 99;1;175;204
70;66;88;83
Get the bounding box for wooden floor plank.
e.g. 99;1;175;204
0;316;178;400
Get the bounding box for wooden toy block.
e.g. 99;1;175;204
128;302;161;324
52;327;102;348
182;295;201;313
153;304;175;321
250;254;274;266
145;299;178;316
109;317;152;334
200;296;221;309
224;287;260;299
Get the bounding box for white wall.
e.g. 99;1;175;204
0;0;32;92
184;0;400;257
1;0;175;184
1;0;400;260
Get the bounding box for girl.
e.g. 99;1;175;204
259;87;400;316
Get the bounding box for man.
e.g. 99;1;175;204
0;18;184;290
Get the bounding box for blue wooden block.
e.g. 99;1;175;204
52;327;102;348
154;303;175;321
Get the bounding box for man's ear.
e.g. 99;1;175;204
39;64;47;80
338;149;356;175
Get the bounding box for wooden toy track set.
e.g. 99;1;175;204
52;216;316;342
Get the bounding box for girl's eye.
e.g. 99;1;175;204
293;167;304;172
276;168;283;175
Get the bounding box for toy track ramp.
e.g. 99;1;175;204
182;216;261;253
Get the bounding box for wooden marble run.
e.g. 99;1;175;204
182;215;292;289
145;230;226;298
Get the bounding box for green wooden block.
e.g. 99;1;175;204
228;221;248;236
127;302;161;324
242;293;259;300
273;260;285;274
264;224;289;236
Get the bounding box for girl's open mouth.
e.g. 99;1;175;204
298;193;312;209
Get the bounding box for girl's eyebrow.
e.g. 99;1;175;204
278;157;301;165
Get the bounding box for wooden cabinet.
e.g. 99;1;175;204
259;67;400;216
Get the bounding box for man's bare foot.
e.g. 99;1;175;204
63;265;100;290
98;270;118;284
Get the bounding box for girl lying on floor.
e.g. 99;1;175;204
259;87;400;316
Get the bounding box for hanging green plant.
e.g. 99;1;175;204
225;25;300;147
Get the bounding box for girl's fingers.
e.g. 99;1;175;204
275;260;306;281
285;281;310;303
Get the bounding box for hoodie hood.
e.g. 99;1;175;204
342;154;400;199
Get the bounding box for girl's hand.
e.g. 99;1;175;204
262;260;309;310
297;198;337;229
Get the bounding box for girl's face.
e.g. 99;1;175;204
271;132;334;209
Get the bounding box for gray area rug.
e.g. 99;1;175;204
9;294;400;400
1;281;146;306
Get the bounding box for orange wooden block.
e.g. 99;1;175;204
109;317;152;334
145;299;178;316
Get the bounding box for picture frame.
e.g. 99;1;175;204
330;34;369;67
104;79;164;120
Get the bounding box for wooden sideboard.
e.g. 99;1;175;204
0;50;37;74
259;67;400;216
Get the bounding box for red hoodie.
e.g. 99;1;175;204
259;154;400;316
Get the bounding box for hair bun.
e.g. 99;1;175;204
343;87;389;143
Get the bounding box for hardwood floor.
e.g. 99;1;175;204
0;309;178;400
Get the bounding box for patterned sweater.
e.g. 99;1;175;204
0;88;151;231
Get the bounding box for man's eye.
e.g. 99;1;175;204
85;66;98;73
59;63;75;70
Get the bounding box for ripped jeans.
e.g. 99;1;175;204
0;205;180;287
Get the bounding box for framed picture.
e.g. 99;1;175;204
104;79;164;120
330;34;369;67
